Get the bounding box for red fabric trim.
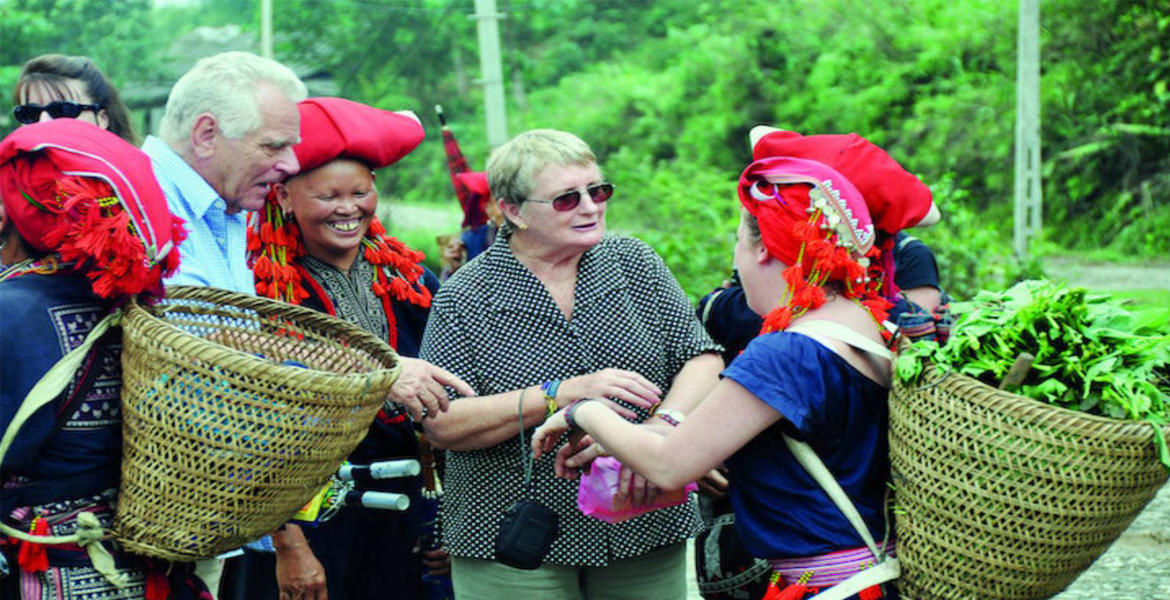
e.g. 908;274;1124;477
375;267;399;349
296;264;336;316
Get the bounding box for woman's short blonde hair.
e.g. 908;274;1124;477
486;129;596;206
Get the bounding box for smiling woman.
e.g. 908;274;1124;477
245;97;476;600
277;158;378;270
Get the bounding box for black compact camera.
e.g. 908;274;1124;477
494;499;559;570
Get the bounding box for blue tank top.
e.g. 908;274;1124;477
721;331;891;559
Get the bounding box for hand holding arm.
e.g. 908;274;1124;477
390;357;475;421
556;368;662;416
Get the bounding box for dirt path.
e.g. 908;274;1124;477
1045;256;1170;291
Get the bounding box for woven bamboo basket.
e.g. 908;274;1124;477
115;286;400;561
889;366;1169;600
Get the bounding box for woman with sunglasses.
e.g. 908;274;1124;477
419;129;724;600
12;54;135;144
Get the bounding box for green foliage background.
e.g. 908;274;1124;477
2;0;1166;300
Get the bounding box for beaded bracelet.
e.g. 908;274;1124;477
653;408;686;427
564;398;597;430
540;380;561;417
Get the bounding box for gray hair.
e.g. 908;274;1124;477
486;129;597;206
158;51;307;146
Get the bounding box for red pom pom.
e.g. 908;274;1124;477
18;517;49;573
145;566;170;600
253;254;272;280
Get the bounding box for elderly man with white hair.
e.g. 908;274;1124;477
143;50;306;292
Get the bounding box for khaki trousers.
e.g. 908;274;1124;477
451;542;687;600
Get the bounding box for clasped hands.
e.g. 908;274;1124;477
531;368;668;507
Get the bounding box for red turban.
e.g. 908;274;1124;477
751;128;934;233
736;127;941;333
249;99;431;319
0;119;185;298
293;98;425;173
455;171;490;198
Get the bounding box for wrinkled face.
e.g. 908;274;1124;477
277;158;377;271
212;83;300;213
512;162;607;255
734;211;785;316
19;79;108;130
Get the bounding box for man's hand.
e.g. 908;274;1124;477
390;357;475;421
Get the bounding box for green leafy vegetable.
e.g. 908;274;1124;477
897;280;1170;469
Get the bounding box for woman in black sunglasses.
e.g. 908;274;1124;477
12;54;136;144
418;129;724;599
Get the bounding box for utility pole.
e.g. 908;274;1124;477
1013;0;1042;257
260;0;274;59
472;0;508;149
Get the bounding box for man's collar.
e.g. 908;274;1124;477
141;135;224;219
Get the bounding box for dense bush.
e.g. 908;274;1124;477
3;0;1165;299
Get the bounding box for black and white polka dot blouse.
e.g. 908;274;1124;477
420;230;721;566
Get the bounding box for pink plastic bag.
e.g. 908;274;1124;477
576;456;697;523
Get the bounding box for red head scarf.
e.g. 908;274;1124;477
0;119;185;298
739;127;934;334
248;99;430;339
738;156;886;333
455;171;490;198
293;97;425;173
753;128;934;233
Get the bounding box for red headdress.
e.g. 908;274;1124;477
0;119;185;298
248;98;428;345
740;127;935;336
455;171;491;198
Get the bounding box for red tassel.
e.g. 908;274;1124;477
145;566;170;600
859;584;883;600
762;573;783;600
18;517;50;573
775;583;809;600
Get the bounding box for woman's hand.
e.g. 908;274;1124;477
552;434;603;479
697;467;730;500
390;357;476;421
619;466;660;508
531;408;574;459
274;527;328;600
420;546;451;576
543;424;659;505
558;369;662;416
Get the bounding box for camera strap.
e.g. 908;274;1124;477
517;388;536;495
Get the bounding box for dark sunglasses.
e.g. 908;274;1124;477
13;101;102;125
526;183;615;211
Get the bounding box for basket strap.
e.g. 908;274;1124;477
787;320;893;361
0;310;121;546
782;436;883;560
804;558;900;600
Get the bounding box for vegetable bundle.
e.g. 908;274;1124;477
896;279;1170;468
